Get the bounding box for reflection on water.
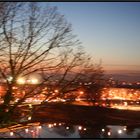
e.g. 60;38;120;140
0;122;140;138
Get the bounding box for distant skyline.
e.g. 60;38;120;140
48;2;140;72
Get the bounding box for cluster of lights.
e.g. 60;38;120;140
1;123;130;138
120;81;140;86
101;126;127;137
48;98;66;103
17;78;39;84
101;127;111;136
7;127;127;139
101;88;140;101
22;123;71;138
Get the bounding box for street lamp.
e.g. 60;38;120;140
7;76;13;82
17;78;25;84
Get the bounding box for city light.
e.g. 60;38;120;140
12;86;18;90
124;102;128;106
17;77;39;84
123;126;127;131
25;128;29;133
79;91;84;95
83;128;87;131
31;79;38;84
101;88;140;101
108;131;111;136
118;129;122;134
29;104;32;108
28;116;31;120
10;132;14;136
123;128;127;131
66;127;69;130
54;89;59;93
48;124;52;128
78;126;82;130
75;98;81;101
58;123;62;126
53;123;57;126
17;78;25;84
7;76;13;82
38;126;42;129
102;129;105;132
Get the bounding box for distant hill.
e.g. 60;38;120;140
104;70;140;82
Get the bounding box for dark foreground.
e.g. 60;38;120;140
0;103;140;138
27;103;140;127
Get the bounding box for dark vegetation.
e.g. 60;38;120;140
0;2;103;125
12;103;140;127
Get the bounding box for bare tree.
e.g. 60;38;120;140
0;2;104;124
40;48;104;103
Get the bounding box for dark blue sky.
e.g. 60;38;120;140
47;2;140;71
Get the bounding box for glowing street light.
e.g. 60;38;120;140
78;126;82;130
29;104;32;108
118;129;122;134
10;132;14;136
31;79;38;84
17;78;25;84
48;124;53;128
38;126;42;129
54;89;59;93
79;91;84;95
53;123;57;126
25;128;29;133
124;102;128;106
66;127;69;130
28;116;32;120
83;128;87;131
123;126;127;131
102;129;105;132
58;123;62;126
7;76;13;82
108;131;111;136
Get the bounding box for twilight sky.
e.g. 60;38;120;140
49;2;140;72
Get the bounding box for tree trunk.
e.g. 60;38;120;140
0;84;14;123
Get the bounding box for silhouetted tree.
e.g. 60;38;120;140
0;2;104;124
